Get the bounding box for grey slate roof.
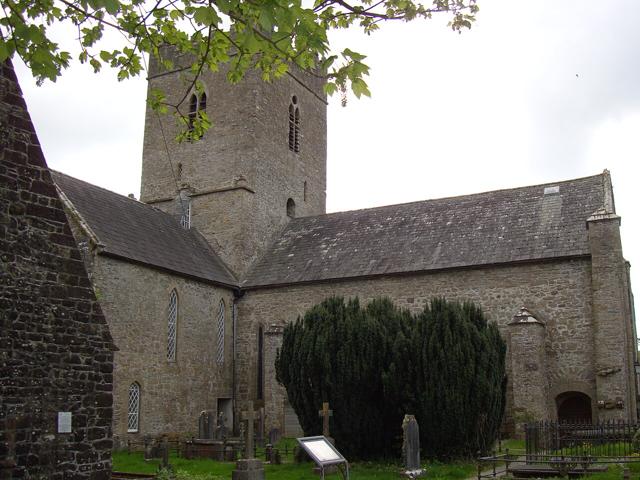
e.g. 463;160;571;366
243;174;608;288
52;171;237;288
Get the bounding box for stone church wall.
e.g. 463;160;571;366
238;258;599;434
0;60;115;479
89;256;236;440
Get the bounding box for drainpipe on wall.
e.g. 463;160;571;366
232;288;244;436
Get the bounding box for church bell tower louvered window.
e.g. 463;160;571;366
288;96;300;153
188;92;207;132
167;289;178;361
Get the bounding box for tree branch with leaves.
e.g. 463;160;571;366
0;0;478;139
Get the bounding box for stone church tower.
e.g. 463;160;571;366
140;53;327;277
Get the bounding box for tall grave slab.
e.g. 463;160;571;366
402;415;424;477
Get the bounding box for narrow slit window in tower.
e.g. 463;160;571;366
180;199;191;230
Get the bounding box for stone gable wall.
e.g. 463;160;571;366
238;258;599;434
0;60;115;479
88;256;236;440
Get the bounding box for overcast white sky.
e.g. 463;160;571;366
13;0;640;321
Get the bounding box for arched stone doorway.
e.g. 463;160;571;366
556;391;592;423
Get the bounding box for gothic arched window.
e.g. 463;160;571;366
199;92;207;112
188;94;198;130
127;382;140;433
188;93;207;131
167;289;178;361
216;299;225;365
288;96;300;153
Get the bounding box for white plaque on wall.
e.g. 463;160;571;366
58;412;72;433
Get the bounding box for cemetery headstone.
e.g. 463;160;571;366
199;410;214;439
268;428;281;446
313;402;336;476
265;444;273;462
241;408;255;459
318;402;333;439
215;411;229;441
156;436;174;475
256;407;265;446
143;435;154;461
232;404;265;480
402;415;424;477
161;437;170;469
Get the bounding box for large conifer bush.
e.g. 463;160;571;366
275;296;506;460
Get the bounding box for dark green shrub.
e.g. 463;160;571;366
275;296;506;460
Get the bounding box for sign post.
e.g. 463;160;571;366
297;436;349;480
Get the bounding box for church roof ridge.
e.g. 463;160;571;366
301;172;607;221
52;169;155;209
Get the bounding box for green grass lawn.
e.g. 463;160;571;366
112;452;475;480
496;438;525;454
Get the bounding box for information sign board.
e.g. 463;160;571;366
297;436;349;480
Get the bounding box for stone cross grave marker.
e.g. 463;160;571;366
241;407;255;459
402;414;422;473
318;402;333;438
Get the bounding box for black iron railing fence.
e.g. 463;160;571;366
525;420;640;458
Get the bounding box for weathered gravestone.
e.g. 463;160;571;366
402;415;424;477
265;443;281;465
214;411;229;441
232;405;265;480
157;436;173;475
256;407;265;447
268;428;281;446
198;410;215;440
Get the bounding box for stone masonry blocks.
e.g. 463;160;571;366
1;59;115;479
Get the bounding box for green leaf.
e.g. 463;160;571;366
0;41;11;62
193;6;218;25
89;57;102;72
323;82;337;95
103;0;120;15
351;78;370;98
